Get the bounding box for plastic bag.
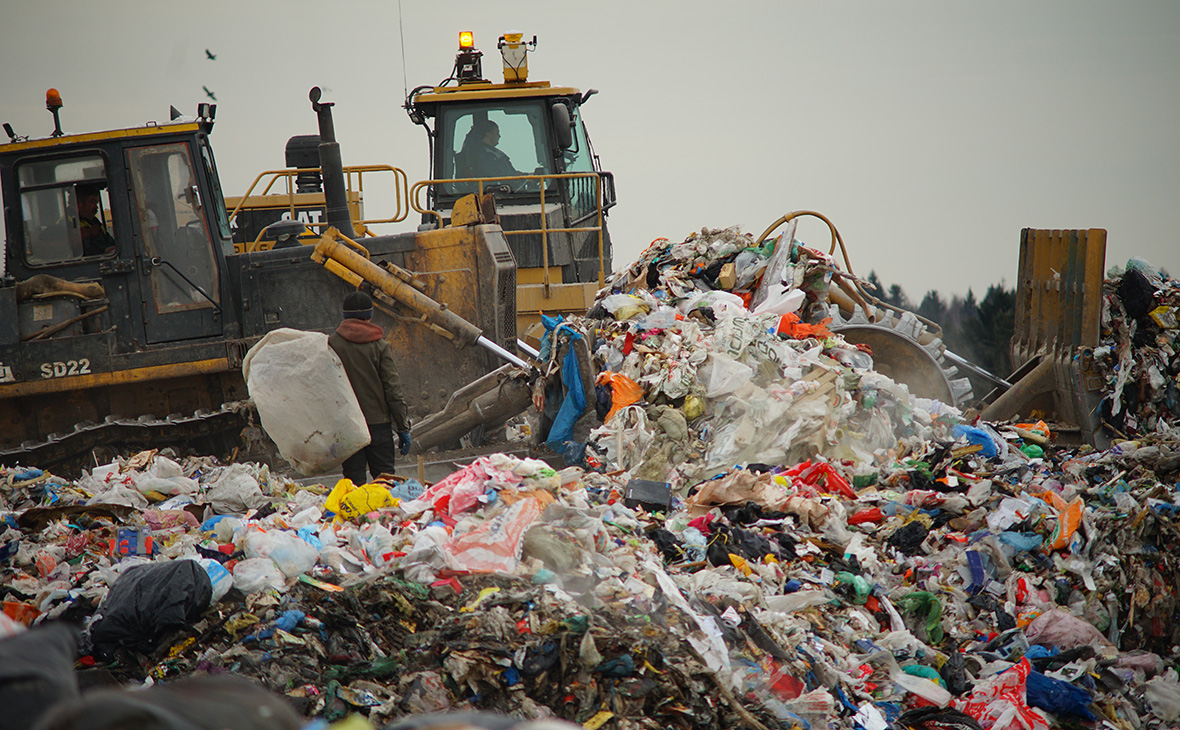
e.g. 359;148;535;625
324;479;396;522
703;352;752;398
1145;672;1180;722
191;558;234;602
955;659;1052;730
242;328;370;476
753;287;806;317
597;372;644;423
242;529;318;578
1025;670;1096;721
232;557;286;594
1024;609;1114;651
447;496;542;573
90;561;213;658
205;464;269;514
953;424;1000;459
600;293;650;320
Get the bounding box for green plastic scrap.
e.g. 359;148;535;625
1020;443;1045;458
835;572;873;605
561;615;590;633
852;473;878;489
895;591;944;644
902;663;946;687
366;655;400;678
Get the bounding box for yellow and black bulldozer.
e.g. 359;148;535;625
0;88;532;472
227;31;616;341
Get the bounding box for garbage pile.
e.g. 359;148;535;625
1096;258;1180;438
1;227;1178;730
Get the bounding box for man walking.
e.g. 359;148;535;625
328;291;411;485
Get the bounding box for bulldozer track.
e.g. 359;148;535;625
0;401;255;475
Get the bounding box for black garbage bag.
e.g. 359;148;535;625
886;521;930;556
0;622;81;730
895;705;983;730
90;560;212;659
33;675;301;730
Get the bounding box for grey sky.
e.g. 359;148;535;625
3;1;1177;300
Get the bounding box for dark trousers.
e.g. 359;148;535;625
342;422;396;485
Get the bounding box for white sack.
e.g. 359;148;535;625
242;328;370;476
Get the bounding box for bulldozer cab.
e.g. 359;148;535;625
407;32;616;293
434;97;594;202
3;114;232;345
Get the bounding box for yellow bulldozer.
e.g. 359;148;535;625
0;86;533;473
225;31;614;343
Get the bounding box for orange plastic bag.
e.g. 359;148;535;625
597;372;643;422
776;312;833;340
1047;496;1084;551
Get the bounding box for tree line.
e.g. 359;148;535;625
864;271;1016;386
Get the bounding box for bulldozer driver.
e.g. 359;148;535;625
76;183;116;257
460;121;523;179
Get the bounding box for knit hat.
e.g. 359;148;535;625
342;290;373;320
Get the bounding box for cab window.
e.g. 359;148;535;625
561;113;594;173
126;143;220;312
198;139;233;247
17;155;116;265
438;101;550;195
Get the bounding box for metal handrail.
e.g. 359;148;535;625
227;164;410;230
409;171;606;289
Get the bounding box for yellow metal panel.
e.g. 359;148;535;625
516;282;597;313
415;84;581;104
3;123;201;152
4;358;231;398
1080;229;1106;348
224;192;360;210
516;267;565;285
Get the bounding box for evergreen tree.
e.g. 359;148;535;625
886;283;909;309
917;290;947;324
963;284;1016;375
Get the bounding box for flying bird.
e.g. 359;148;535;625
202;86;217;101
205;49;217;60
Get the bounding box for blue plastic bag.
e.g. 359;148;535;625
545;330;587;464
953;424;998;459
1026;670;1096;721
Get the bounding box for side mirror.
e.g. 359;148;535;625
551;102;573;150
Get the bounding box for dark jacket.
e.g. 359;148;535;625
328;319;409;431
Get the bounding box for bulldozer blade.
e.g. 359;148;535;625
981;228;1108;447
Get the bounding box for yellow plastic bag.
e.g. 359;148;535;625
682;394;705;421
324;478;356;515
325;479;396;522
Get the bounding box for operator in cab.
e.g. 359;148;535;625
76;183;115;257
460;121;523;179
328;291;412;485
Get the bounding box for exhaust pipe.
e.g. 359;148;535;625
309;87;355;238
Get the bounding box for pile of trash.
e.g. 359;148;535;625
1096;258;1180;438
2;226;1179;730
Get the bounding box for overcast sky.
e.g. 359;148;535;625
3;1;1177;300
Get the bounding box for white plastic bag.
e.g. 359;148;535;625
242;328;370;475
191;557;234;602
205;464;268;514
232;557;286;594
242;529;318;578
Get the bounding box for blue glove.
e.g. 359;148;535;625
397;430;412;456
